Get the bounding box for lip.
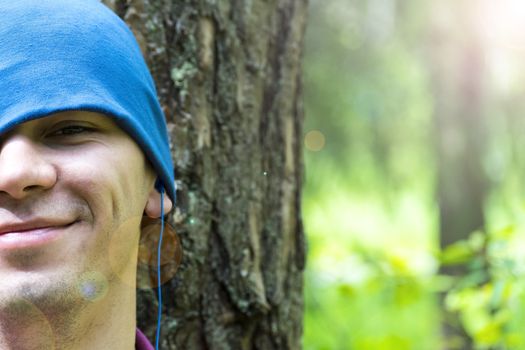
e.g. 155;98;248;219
0;220;76;250
0;220;74;235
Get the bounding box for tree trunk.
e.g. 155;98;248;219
429;1;487;260
428;1;488;348
103;0;308;349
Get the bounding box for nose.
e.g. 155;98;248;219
0;135;57;199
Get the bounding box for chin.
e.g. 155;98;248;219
0;269;84;315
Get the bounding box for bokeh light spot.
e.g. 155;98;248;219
77;271;109;302
136;217;183;289
305;130;326;152
7;299;56;349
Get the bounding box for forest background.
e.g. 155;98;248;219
303;0;525;349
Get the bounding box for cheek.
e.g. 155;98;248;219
54;144;151;224
108;145;154;216
58;159;116;225
50;147;150;280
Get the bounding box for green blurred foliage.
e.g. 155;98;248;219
441;226;525;349
302;0;525;349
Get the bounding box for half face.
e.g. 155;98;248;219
0;111;159;308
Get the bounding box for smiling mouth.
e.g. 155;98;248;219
0;221;77;236
0;221;78;250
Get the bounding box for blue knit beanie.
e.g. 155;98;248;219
0;0;176;203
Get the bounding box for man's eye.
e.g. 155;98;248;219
49;125;95;136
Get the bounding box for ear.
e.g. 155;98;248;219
144;188;173;218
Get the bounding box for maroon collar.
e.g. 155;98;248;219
136;328;154;350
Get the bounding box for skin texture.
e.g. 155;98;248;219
0;111;172;350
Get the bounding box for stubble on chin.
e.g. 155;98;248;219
0;270;83;316
0;272;86;349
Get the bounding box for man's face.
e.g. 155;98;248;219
0;111;156;308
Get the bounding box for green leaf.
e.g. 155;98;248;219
440;240;475;266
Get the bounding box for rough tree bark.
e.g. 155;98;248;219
102;0;308;349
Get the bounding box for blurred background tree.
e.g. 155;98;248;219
303;0;525;349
